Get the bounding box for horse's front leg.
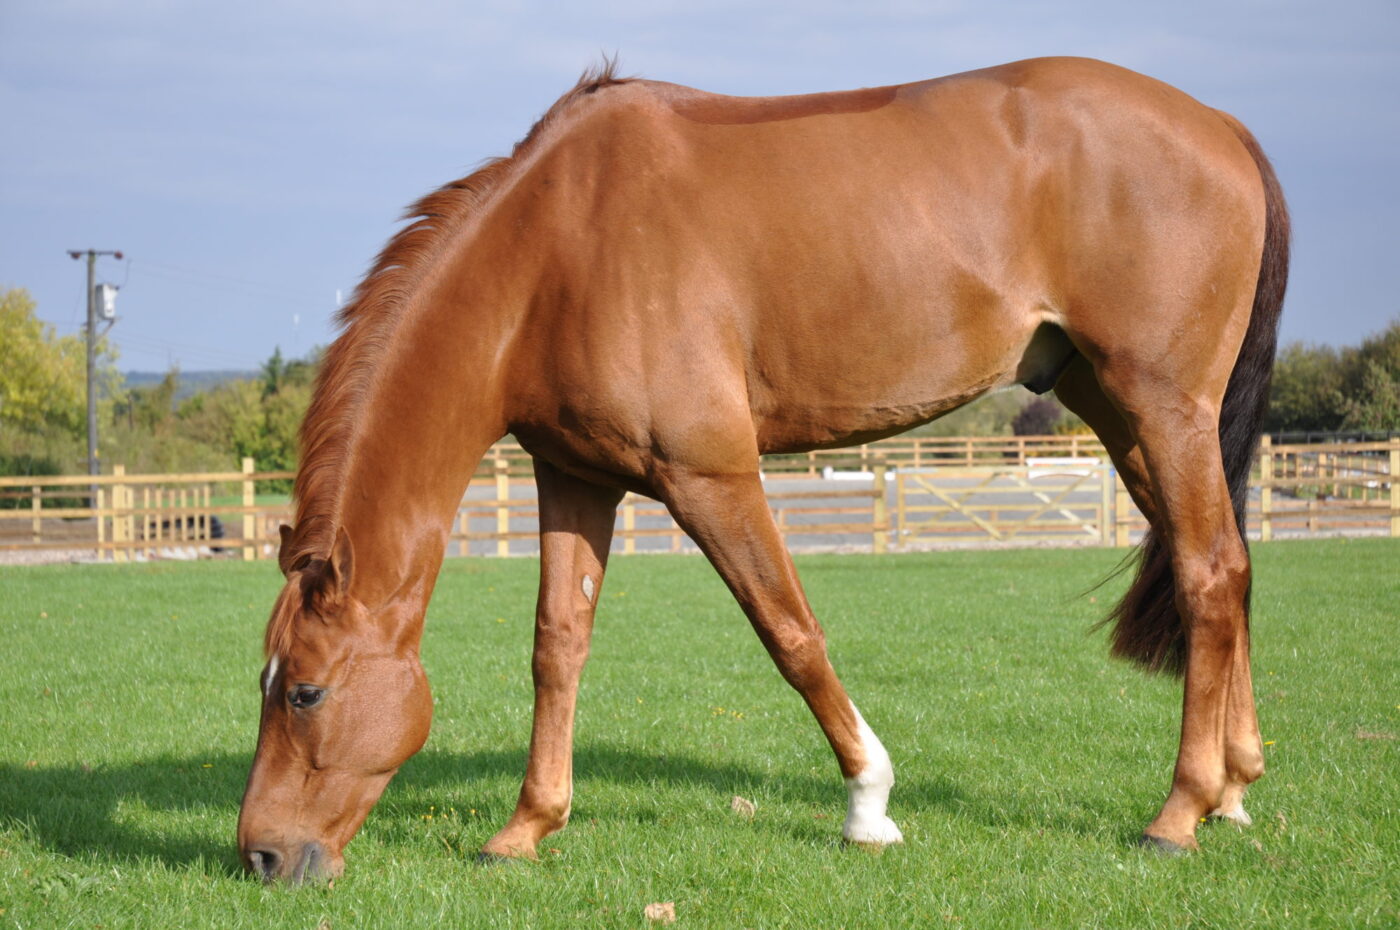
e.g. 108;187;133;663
480;460;622;860
658;466;904;848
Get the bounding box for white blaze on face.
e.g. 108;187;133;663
581;574;595;604
263;655;280;699
842;702;904;846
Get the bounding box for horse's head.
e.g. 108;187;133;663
237;527;433;883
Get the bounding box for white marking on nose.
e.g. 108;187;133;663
581;575;595;603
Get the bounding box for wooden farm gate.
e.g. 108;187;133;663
895;461;1117;545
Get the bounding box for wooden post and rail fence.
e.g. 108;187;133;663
2;436;1396;562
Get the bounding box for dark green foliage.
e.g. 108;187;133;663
100;347;321;481
0;452;84;509
1266;318;1400;433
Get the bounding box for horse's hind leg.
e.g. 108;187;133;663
1053;355;1157;524
1052;354;1265;829
1211;636;1263;826
1092;359;1262;851
481;460;622;860
1057;355;1263;832
657;467;903;846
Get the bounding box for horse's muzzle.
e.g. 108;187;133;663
243;841;336;884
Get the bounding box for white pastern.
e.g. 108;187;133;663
1212;804;1253;827
842;703;904;846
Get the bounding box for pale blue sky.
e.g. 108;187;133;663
2;0;1396;371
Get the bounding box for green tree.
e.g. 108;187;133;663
1266;318;1400;434
1338;359;1400;430
177;349;318;484
112;368;180;433
1335;320;1400;430
1265;342;1345;432
1;287;121;472
1;288;86;434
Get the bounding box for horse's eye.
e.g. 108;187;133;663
288;686;325;709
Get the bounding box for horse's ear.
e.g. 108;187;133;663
277;524;295;577
326;525;354;596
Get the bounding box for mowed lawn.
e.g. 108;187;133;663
1;539;1396;929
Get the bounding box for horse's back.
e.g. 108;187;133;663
506;58;1268;465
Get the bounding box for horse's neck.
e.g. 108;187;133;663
332;299;512;608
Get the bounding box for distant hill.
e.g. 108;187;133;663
123;370;256;400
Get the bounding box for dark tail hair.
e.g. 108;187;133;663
1105;116;1291;676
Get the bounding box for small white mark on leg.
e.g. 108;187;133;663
581;574;595;603
1210;784;1252;826
842;702;904;846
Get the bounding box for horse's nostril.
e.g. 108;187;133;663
246;848;283;881
293;842;330;884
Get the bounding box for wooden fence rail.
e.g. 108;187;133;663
2;437;1395;562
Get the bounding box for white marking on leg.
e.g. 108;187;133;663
581;574;595;603
842;702;904;846
1215;805;1253;826
1210;784;1252;826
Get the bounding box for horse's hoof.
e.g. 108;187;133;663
842;814;905;848
475;851;526;866
1136;833;1192;855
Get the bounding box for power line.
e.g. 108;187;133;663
130;260;330;305
44;321;263;368
115;336;259;369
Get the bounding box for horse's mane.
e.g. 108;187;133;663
272;61;629;621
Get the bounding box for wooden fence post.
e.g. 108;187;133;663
1390;438;1400;538
202;484;211;548
895;473;907;544
142;486;151;559
1099;464;1112;547
241;457;256;561
495;458;510;557
113;465;128;563
1259;436;1273;543
623;495;636;555
1114;469;1130;548
872;462;888;554
95;487;106;561
31;485;41;544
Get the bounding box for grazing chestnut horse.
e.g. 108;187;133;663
238;57;1288;882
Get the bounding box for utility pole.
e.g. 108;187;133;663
67;249;122;484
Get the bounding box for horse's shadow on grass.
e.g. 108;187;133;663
0;745;967;874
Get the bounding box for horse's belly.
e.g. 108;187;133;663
748;303;1040;454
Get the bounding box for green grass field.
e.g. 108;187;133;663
1;539;1397;928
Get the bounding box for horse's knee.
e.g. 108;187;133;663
766;627;830;689
531;620;591;683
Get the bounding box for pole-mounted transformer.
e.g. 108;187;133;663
67;249;123;490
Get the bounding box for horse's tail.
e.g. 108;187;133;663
1105;115;1291;676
